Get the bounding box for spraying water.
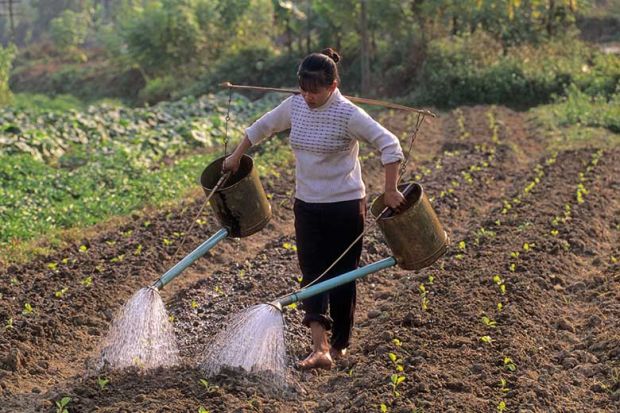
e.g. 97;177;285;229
200;304;287;386
97;287;180;370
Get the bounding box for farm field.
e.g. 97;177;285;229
0;103;618;413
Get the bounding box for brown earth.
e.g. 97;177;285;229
0;106;618;412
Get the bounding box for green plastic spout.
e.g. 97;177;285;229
152;228;229;290
273;256;397;309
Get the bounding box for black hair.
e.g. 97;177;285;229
297;48;341;93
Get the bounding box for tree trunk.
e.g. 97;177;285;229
360;0;371;95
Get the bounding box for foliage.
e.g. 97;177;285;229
0;92;285;247
49;9;90;51
413;31;620;108
10;93;85;112
0;44;17;106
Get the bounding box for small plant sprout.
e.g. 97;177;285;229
497;302;503;312
143;220;151;227
5;318;13;329
134;244;143;255
196;218;206;226
480;335;493;344
79;245;88;253
522;242;533;252
47;262;58;271
498;378;509;393
22;303;33;315
482;315;497;328
10;277;19;286
508;263;516;272
162;238;173;246
380;403;389;412
54;287;69;298
428;275;434;284
122;229;133;237
282;242;297;251
199;378;218;392
55;396;71;413
97;377;109;390
419;283;429;311
105;240;116;246
110;254;125;263
458;240;466;251
191;300;199;309
503;357;517;372
510;251;519;259
286;302;298;310
550;229;559;236
198;407;210;413
81;276;93;287
497;400;507;412
390;373;406;396
392;338;402;347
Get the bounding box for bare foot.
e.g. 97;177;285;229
297;351;333;370
330;347;347;361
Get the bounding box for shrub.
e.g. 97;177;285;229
0;44;16;106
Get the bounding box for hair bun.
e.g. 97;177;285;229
321;48;340;63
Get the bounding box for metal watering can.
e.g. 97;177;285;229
152;154;271;290
271;182;448;309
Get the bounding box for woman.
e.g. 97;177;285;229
222;48;405;370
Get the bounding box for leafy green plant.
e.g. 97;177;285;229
22;303;33;315
81;276;93;287
480;336;493;344
503;357;517;372
54;287;69;298
390;373;406;396
482;316;497;328
97;377;109;390
55;396;71;413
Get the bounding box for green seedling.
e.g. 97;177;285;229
380;404;389;413
143;220;151;228
282;242;296;251
480;336;493;344
508;263;516;272
81;276;93;287
191;300;199;309
168;315;175;323
199;378;218;392
498;378;509;393
95;264;104;272
214;286;223;295
121;230;133;237
162;238;173;246
522;242;533;252
390;373;406;396
47;262;58;271
458;241;466;251
97;377;109;390
428;275;434;284
392;338;402;347
10;277;19;286
105;240;116;246
5;318;13;329
54;287;68;298
611;256;618;264
134;244;143;255
22;303;33;315
286;302;298;310
55;396;71;413
196;218;207;226
510;251;519;259
79;245;88;253
482;316;497;328
503;357;517;372
110;254;125;263
497;400;506;412
198;407;209;413
173;231;184;238
550;229;559;236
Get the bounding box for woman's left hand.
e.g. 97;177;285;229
384;189;406;211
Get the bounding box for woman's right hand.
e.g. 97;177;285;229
222;154;241;174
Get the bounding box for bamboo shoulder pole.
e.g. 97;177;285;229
220;82;436;118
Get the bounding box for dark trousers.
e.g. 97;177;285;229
294;198;366;350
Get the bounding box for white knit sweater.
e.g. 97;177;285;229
245;88;404;203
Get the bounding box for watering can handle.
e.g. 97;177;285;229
380;182;416;219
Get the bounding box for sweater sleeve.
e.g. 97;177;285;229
348;107;404;165
245;96;293;146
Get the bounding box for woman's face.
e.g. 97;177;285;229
300;81;337;109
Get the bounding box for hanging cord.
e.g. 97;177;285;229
167;89;235;265
223;86;233;157
272;113;427;303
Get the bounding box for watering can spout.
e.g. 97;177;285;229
152;228;229;290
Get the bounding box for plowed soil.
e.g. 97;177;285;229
1;106;618;413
